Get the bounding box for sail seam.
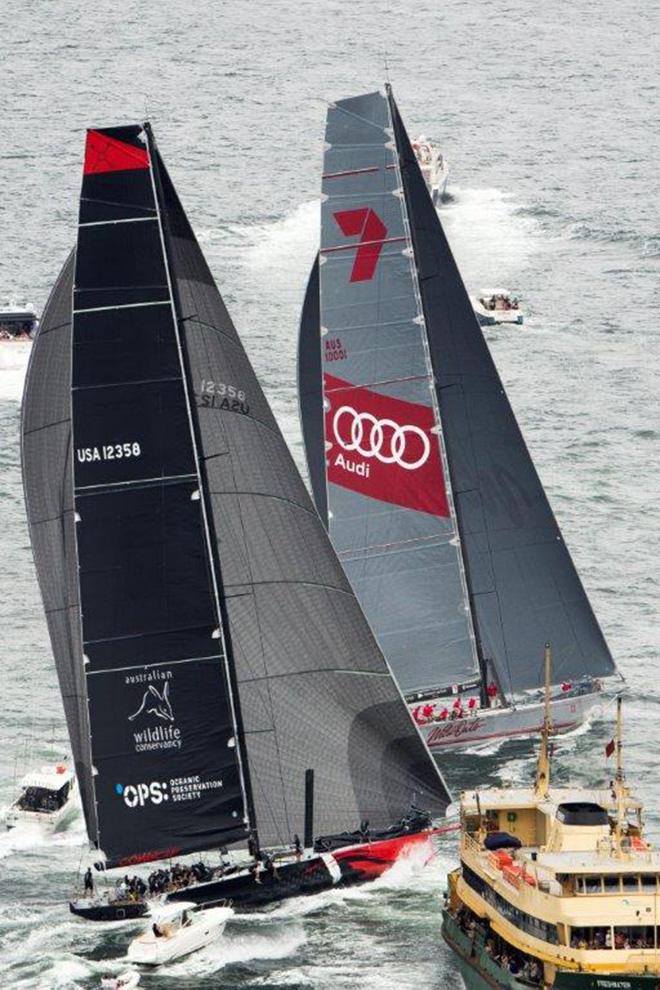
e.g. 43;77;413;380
72;374;183;392
241;668;392;685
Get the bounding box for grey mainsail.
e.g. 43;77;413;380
298;88;617;704
21;123;450;869
312;91;479;698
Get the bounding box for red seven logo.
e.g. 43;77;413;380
333;208;388;282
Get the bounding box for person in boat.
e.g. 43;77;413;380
293;834;303;861
84;867;94;896
263;854;281;881
152;922;163;937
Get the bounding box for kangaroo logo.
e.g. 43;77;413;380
128;683;174;723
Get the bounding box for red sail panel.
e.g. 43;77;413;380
324;374;449;518
84;129;150;175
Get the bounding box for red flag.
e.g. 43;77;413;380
605;739;616;758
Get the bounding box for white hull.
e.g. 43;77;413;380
127;906;230;966
415;691;601;753
5;774;77;830
471;297;523;326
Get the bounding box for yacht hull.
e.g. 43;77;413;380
167;827;444;911
417;691;601;753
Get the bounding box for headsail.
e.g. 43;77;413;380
387;90;617;696
299;88;617;702
307;91;480;699
22;123;450;867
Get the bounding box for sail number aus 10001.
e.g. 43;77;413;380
76;442;142;463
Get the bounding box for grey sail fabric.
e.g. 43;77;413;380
317;91;479;698
388;90;617;695
154;146;451;847
21;250;99;842
298;254;327;526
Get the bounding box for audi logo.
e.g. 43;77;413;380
332;406;431;470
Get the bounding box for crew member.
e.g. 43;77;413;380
84;867;94;896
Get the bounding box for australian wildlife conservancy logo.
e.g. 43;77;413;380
126;670;182;753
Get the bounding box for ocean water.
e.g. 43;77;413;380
0;0;658;986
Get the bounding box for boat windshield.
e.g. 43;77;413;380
18;783;69;812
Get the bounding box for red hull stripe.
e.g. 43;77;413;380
84;130;150;175
427;718;580;748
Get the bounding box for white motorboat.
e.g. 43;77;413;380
471;287;524;325
0;301;38;341
127;901;232;966
5;763;77;830
412;134;449;204
100;972;140;989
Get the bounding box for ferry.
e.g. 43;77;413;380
442;649;656;988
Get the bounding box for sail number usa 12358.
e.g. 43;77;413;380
76;442;142;464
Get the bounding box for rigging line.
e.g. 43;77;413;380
32;319;72;338
23;416;71;437
326;372;430;391
205;488;321;521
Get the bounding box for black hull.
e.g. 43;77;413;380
166;855;341;910
69;900;149;922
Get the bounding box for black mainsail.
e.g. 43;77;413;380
298;89;617;709
22;123;449;870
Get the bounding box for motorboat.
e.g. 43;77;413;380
0;301;38;341
127;902;232;966
412;134;449;204
5;763;77;830
100;972;140;989
472;287;524;325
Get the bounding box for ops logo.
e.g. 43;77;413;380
115;781;169;808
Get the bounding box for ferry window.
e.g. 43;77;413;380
614;926;655;950
603;875;621;893
570;926;611;950
585;876;602;894
641;875;657;892
621;875;640;892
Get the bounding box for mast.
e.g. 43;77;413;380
534;643;553;799
613;695;627;856
144;123;257;847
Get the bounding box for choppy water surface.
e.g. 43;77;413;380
0;1;658;986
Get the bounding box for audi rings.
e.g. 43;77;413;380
333;406;431;470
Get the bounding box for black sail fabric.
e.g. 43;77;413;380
388;91;617;696
21;250;100;842
153;148;450;846
24;125;249;867
297;254;328;526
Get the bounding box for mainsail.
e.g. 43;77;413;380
298;89;617;703
22;123;450;868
